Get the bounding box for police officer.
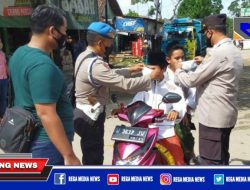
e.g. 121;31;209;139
171;14;243;165
73;22;161;165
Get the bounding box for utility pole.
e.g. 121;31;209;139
153;0;162;52
154;0;161;37
105;0;110;63
105;0;108;23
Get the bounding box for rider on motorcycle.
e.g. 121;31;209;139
131;51;186;165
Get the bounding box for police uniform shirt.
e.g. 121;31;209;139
75;48;151;106
174;38;243;128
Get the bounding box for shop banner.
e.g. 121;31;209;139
115;17;144;33
51;0;98;29
0;0;98;29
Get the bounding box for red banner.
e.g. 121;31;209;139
0;158;48;173
3;6;32;17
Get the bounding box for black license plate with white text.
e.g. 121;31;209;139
111;125;148;144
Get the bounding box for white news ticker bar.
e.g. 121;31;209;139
0;153;32;158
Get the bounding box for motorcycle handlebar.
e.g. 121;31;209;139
154;114;168;123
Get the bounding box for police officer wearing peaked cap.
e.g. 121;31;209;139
73;22;162;165
172;14;243;165
200;13;227;33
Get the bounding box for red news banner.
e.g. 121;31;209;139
0;158;52;180
0;159;47;173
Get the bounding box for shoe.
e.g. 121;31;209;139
189;155;200;165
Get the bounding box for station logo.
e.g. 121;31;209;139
160;173;172;185
214;174;224;185
107;174;119;185
54;173;66;185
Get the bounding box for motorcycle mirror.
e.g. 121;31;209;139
162;92;181;103
127;101;152;126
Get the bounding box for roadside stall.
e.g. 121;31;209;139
110;16;163;67
115;16;145;57
0;0;98;58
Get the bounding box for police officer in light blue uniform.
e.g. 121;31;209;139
73;22;161;165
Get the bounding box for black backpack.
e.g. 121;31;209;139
0;78;40;153
0;106;38;153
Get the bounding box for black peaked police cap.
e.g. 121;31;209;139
200;14;227;33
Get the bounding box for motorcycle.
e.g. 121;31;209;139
111;92;181;165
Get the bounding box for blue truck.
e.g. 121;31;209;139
161;18;206;60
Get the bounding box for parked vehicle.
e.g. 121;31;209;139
111;92;181;165
161;18;206;59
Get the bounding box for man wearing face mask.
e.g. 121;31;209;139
171;14;243;165
74;22;161;165
8;5;80;165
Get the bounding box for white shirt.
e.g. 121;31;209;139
165;66;196;110
131;78;186;140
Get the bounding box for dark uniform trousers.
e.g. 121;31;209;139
74;108;106;165
199;123;233;165
175;113;195;165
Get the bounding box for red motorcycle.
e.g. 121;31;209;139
111;92;181;165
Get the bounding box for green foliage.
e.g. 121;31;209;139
177;0;211;19
126;9;140;17
131;0;153;5
148;5;156;17
228;1;241;16
131;0;159;18
177;0;223;19
211;0;223;14
226;18;233;38
228;0;250;17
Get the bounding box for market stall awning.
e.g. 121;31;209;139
0;13;93;29
0;16;30;28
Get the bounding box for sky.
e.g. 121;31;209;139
116;0;234;19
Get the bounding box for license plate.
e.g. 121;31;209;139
111;125;148;144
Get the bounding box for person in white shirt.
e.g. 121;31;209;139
132;51;186;165
165;43;197;165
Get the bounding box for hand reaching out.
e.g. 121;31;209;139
167;110;179;121
129;64;144;74
194;56;204;65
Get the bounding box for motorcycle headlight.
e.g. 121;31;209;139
114;136;154;165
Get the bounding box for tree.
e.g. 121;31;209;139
211;0;223;14
177;0;211;19
177;0;223;19
226;18;234;38
131;0;183;19
131;0;161;18
228;1;241;17
126;9;140;17
228;0;250;17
